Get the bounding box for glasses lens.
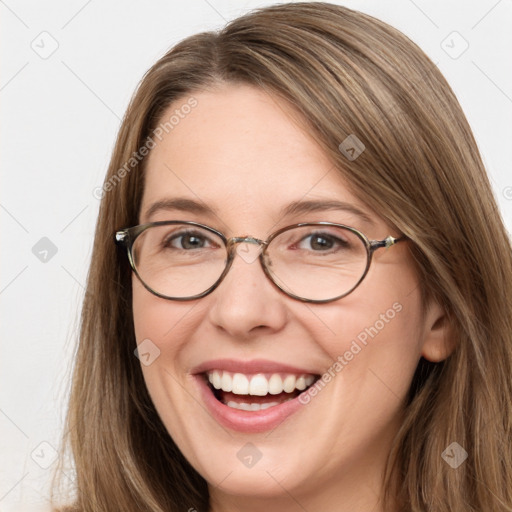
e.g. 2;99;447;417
265;225;368;301
132;223;227;299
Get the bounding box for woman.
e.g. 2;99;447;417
53;2;512;511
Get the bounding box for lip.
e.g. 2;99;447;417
194;374;311;433
191;359;318;433
191;358;317;376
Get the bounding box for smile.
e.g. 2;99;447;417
206;370;317;410
192;359;321;432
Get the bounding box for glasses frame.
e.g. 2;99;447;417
115;220;407;304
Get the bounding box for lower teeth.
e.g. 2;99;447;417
224;399;292;411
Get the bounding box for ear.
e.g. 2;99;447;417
420;299;455;362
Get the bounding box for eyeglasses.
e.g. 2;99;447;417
115;221;407;303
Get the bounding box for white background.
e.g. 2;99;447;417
1;0;511;510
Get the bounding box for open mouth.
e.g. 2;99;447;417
204;370;320;411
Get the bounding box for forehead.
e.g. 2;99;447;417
140;83;377;231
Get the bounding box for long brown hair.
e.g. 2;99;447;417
53;3;512;510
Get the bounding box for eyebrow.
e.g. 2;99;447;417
144;198;216;220
279;199;375;225
143;197;375;226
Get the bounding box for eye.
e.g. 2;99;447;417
164;230;217;250
297;232;349;251
303;233;334;251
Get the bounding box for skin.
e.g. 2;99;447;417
132;83;451;512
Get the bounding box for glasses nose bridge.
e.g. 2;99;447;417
219;235;272;292
226;235;268;251
224;236;270;276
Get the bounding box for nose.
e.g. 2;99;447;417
206;241;288;339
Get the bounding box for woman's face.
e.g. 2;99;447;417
132;83;442;508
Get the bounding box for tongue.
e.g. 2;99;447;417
218;390;299;404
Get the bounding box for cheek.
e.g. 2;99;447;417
301;270;424;409
132;278;194;357
132;278;202;447
131;278;192;409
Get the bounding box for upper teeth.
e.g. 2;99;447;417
207;370;316;395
